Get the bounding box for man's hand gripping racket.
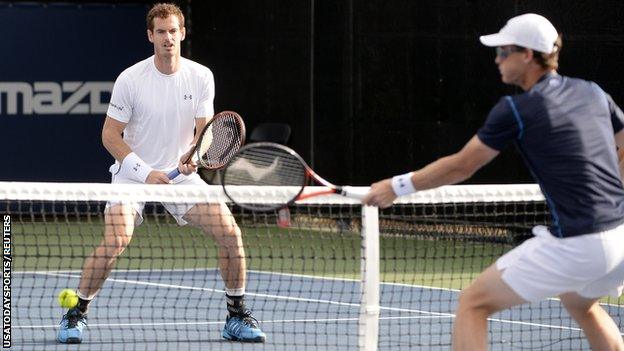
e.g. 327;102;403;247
167;111;246;179
221;142;368;211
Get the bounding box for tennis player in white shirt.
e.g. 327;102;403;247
57;3;265;344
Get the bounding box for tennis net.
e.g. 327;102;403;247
1;182;622;350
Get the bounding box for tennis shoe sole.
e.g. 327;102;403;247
222;329;266;343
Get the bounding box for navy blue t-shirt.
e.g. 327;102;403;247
477;73;624;237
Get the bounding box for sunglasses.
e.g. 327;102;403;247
495;46;525;59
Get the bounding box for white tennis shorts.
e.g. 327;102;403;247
497;224;624;302
106;168;206;226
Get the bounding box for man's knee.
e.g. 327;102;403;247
560;292;599;317
457;286;493;316
103;232;132;255
186;203;240;237
103;205;136;256
457;267;523;317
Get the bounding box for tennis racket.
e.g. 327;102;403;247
221;142;368;211
167;111;246;179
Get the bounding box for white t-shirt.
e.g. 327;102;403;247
107;56;215;171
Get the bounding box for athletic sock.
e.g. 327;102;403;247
76;297;91;314
226;294;246;317
75;291;93;315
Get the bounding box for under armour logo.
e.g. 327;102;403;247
184;94;193;100
133;163;141;171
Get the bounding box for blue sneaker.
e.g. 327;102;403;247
57;308;87;344
221;310;266;343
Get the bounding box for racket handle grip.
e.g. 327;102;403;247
340;186;370;200
167;168;181;180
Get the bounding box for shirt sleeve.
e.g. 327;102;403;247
591;82;624;134
605;92;624;134
106;72;133;123
196;69;215;119
476;96;521;151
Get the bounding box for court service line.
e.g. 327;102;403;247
14;315;449;329
32;271;609;334
15;269;624;309
36;271;450;316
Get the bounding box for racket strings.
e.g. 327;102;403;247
198;113;245;168
224;146;306;187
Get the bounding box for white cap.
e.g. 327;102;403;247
480;13;558;54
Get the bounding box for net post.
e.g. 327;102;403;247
359;205;380;351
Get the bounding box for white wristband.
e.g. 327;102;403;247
391;172;416;197
118;152;153;183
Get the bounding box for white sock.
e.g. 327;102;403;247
225;288;245;297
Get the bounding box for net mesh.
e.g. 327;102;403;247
1;182;622;350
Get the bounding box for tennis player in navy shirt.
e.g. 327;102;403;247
364;13;624;350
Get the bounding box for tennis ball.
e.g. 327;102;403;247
58;289;79;309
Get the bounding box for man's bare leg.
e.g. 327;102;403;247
184;202;245;291
184;202;265;342
560;292;624;350
452;265;526;351
78;204;136;302
58;204;136;344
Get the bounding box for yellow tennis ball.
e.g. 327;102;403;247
58;289;79;309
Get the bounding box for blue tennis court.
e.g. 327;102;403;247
12;269;622;350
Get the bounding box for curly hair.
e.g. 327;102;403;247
146;3;185;31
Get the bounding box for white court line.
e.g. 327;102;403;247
29;271;623;336
16;268;624;310
16;268;624;309
14;315;451;329
14;268;219;275
246;270;624;310
36;272;440;315
246;269;458;292
16;268;454;291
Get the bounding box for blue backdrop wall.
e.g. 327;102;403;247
1;3;152;182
